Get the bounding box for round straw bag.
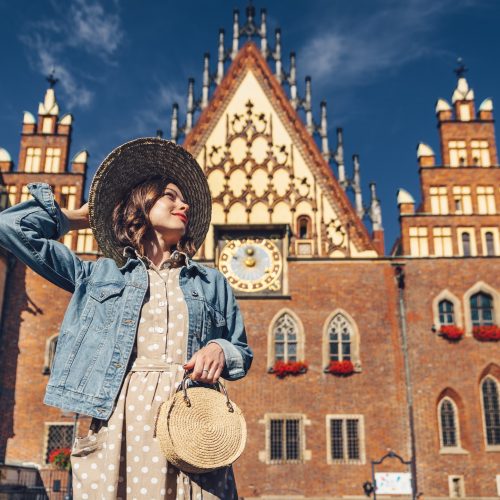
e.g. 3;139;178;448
154;372;247;473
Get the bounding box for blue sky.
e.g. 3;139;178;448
0;0;499;252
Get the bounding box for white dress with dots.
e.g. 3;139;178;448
70;262;238;500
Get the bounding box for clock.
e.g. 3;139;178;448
218;238;283;293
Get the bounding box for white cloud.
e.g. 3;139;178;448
20;0;123;109
299;0;473;88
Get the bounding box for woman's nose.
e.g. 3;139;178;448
179;200;189;213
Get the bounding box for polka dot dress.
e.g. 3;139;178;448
70;259;238;499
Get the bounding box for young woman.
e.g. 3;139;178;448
0;138;252;499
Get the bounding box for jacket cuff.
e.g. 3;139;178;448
207;339;246;380
27;182;71;237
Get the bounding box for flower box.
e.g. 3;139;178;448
472;325;500;341
439;325;464;341
48;447;72;471
270;360;308;378
326;360;355;375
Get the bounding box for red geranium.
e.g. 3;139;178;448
327;360;355;375
439;325;464;340
271;360;308;378
48;447;71;470
472;325;500;341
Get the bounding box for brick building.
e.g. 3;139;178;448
0;5;498;499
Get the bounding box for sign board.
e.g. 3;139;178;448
375;472;412;494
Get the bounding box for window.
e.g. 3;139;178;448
42;117;53;134
327;314;352;361
272;313;299;362
448;141;467;167
60;185;77;209
297;215;311;239
439;300;455;325
477;186;496;215
448;476;465;498
461;233;471;257
268;417;303;463
20;185;31;203
430;186;449;215
471;140;491;167
433;227;453;256
25;147;42;172
45;148;61;173
485;232;495;256
459;103;471;121
470;292;494;326
76;228;95;253
453;186;472;214
327;415;365;464
0;185;17;209
44;424;74;464
481;377;500;447
439;398;458;448
409;227;429;257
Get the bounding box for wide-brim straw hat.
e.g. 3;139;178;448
88;137;212;267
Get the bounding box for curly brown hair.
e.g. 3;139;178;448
111;175;196;259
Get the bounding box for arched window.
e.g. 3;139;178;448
438;300;455;325
485;232;495;256
470;292;494;326
327;314;352;362
461;232;471;256
273;313;299;362
297;216;311;239
481;377;500;446
439;398;458;447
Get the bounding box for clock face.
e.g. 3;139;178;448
218;238;283;293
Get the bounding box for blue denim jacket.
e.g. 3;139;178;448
0;182;252;420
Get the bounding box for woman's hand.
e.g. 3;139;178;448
183;342;225;384
61;202;90;231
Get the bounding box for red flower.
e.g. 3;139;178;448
439;325;464;340
327;360;354;375
271;360;308;378
48;447;72;470
472;325;500;341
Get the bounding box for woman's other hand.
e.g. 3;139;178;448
61;202;90;231
183;343;225;384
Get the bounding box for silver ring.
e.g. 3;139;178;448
202;369;209;373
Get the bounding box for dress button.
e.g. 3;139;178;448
192;290;199;297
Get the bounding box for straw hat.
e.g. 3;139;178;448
88;137;212;267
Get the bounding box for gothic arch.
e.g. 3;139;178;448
322;309;361;372
267;308;305;368
432;289;463;328
463;281;500;335
436;388;469;451
479;374;500;449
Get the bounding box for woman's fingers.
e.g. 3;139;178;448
187;344;225;383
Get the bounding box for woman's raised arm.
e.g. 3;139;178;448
0;183;95;293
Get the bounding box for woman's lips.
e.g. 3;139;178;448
173;213;188;224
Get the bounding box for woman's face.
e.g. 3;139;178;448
147;182;189;244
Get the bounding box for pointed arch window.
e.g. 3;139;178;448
439;300;455;325
470;292;494;326
297;216;311;239
273;313;299;362
439;398;458;448
328;314;352;362
481;377;500;446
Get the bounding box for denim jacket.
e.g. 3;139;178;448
0;182;253;420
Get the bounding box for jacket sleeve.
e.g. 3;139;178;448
207;272;253;381
0;182;95;293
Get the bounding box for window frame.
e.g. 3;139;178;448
263;413;308;464
326;414;366;465
437;397;465;453
480;376;500;451
463;282;500;336
433;290;463;329
267;309;305;368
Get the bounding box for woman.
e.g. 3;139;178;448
0;138;252;499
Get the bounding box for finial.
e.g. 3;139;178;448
260;9;267;57
202;53;210;109
170;103;179;143
46;66;58;89
217;29;225;85
369;182;383;230
305;76;313;134
186;78;195;133
454;57;468;79
320;101;329;160
231;9;240;60
335;128;346;187
274;29;282;83
353;154;364;218
246;0;255;25
289;52;297;109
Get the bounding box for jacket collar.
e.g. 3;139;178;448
121;246;207;275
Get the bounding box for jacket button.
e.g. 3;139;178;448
97;409;104;414
192;290;199;297
114;362;122;368
99;292;104;298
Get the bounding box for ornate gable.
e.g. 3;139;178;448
184;42;378;260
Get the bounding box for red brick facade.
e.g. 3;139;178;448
0;58;498;500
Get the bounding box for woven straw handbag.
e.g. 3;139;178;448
153;371;247;473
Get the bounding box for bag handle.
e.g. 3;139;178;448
181;370;234;412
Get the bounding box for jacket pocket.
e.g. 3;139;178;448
202;302;226;342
